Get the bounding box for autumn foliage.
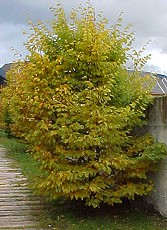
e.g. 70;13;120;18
1;2;166;207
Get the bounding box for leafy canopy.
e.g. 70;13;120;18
1;1;166;207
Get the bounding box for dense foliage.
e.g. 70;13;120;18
1;2;166;207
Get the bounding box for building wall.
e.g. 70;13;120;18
146;96;167;216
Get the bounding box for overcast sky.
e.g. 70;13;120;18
1;0;167;74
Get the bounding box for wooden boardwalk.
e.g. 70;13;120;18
0;147;51;229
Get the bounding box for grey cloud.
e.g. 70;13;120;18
0;23;26;42
0;0;55;25
1;0;167;72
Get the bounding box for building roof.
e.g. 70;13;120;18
0;68;5;78
151;76;167;95
0;63;12;86
0;63;12;79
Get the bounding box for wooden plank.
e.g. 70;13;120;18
0;148;50;229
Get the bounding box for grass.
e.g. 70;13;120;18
0;130;167;230
0;131;40;179
43;199;167;230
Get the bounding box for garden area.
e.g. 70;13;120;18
0;131;167;229
0;1;167;229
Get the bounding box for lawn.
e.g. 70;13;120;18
0;130;167;230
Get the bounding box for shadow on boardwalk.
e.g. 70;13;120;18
0;147;52;229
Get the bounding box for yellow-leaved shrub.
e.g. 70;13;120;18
1;2;166;207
